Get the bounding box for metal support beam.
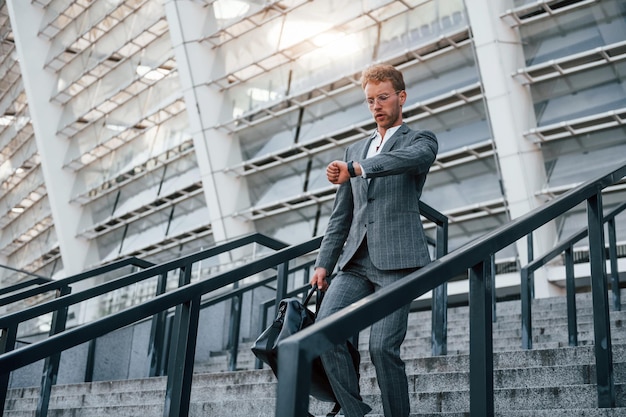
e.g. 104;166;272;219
587;192;615;408
149;272;170;377
36;285;71;417
0;324;18;414
274;261;289;315
521;267;532;350
255;299;274;370
164;265;197;416
431;208;449;356
491;254;497;323
431;283;447;356
164;295;201;417
607;218;621;311
564;247;578;347
528;233;535;299
228;294;243;371
276;340;312;417
84;339;96;382
469;259;494;417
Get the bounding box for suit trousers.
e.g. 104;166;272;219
316;239;416;417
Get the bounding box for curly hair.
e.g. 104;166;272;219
360;64;405;91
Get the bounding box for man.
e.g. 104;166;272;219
310;64;438;417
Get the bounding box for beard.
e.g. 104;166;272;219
374;107;402;129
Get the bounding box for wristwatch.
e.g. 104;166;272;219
347;161;356;177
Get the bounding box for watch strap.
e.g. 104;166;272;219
347;161;356;177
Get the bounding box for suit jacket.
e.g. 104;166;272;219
316;123;438;272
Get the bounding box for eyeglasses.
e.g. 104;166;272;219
364;90;402;107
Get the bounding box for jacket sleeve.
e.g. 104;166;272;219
359;129;438;178
314;179;353;273
314;144;356;273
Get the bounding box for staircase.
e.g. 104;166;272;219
4;289;625;416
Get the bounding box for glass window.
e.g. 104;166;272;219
414;108;490;153
545;143;626;188
519;0;626;66
532;63;626;126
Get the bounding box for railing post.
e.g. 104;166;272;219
520;267;532;349
274;261;289;315
164;295;201;417
36;285;71;417
587;192;615;408
276;339;311;417
178;265;192;287
255;299;273;369
431;284;447;356
564;246;578;346
527;232;535;299
164;265;198;417
149;272;169;377
228;293;243;371
431;214;448;356
0;324;18;414
607;218;620;311
491;254;497;323
84;339;96;382
469;259;494;417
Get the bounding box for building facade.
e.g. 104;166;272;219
1;0;625;330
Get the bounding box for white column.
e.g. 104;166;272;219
6;1;98;276
164;0;254;255
465;0;560;297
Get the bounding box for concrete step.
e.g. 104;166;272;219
6;344;626;416
7;384;624;417
386;411;626;417
401;308;626;335
166;344;626;386
198;310;625;373
5;290;625;416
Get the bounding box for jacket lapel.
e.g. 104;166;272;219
360;131;377;159
354;131;376;196
380;123;407;153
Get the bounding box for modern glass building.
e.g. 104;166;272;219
1;0;625;331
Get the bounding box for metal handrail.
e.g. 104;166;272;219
0;232;289;417
521;200;626;349
0;232;289;307
0;205;447;417
0;236;323;417
0;234;287;329
0;257;154;308
0;266;51;297
276;163;625;416
422;200;449;355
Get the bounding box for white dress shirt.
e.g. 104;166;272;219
362;125;401;177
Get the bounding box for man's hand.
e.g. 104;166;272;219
327;161;360;184
310;267;329;291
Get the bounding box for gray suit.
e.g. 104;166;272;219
315;123;438;417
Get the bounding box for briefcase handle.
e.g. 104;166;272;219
304;284;324;315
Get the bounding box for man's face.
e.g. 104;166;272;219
364;80;405;130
